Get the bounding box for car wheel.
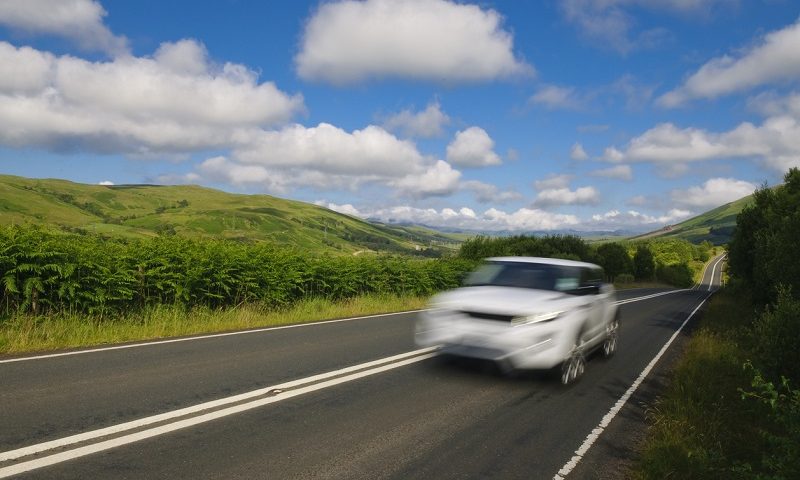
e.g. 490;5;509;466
560;343;585;385
602;314;620;358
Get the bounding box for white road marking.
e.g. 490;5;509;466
0;309;425;364
613;289;685;305
707;255;725;292
0;347;437;478
553;293;714;480
0;287;692;365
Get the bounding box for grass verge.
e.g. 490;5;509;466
0;294;428;355
633;288;776;479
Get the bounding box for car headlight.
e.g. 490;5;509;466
511;311;563;326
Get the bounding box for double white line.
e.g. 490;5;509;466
0;347;437;478
0;283;721;478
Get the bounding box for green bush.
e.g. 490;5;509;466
753;289;800;385
655;262;694;288
0;226;474;317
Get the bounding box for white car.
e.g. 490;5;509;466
416;257;619;384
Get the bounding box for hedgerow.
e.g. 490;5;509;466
0;226;474;317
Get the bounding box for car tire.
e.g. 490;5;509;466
602;313;620;358
560;341;586;385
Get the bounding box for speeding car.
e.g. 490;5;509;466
415;257;619;384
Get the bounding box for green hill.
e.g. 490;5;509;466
0;174;462;255
631;194;753;245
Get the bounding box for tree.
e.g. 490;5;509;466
596;243;632;282
728;168;800;305
633;245;655;280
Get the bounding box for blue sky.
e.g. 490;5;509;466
1;0;799;232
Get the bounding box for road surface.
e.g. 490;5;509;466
0;255;725;479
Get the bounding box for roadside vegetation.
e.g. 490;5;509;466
0;219;715;354
635;168;800;479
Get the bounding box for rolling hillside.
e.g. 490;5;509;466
630;194;753;245
0;174;461;255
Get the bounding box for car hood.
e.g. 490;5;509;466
430;286;584;316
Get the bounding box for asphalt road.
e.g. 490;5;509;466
0;255;725;479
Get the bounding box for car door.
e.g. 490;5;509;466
581;267;607;345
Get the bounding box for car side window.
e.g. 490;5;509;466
579;267;603;294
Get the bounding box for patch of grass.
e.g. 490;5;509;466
0;294;427;355
634;289;774;479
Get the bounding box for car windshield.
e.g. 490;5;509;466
463;261;580;292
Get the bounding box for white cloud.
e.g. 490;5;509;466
295;0;531;84
98;180;114;186
669;177;757;209
315;201;364;218
590;165;633;180
392;160;462;198
570;142;589;161
533;186;601;207
530;85;583;110
461;180;523;204
446;127;502;167
0;40;303;154
659;19;800;107
362;205;579;231
533;174;573;191
602;115;800;173
588;208;693;230
747;91;800;118
0;0;128;56
382;101;450;138
234;123;424;177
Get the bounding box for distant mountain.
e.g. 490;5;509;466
630;194;754;245
0;174;462;256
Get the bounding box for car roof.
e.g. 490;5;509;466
487;256;602;270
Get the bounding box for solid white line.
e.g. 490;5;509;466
0;309;425;364
0;349;437;478
0;346;437;463
707;255;725;292
553;293;713;480
613;289;686;306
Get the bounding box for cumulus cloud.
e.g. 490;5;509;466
446;127;502;167
533;186;601;207
659;19;800;107
315;202;698;232
590;165;633;180
295;0;531;84
570;142;589;161
0;40;303;154
588;208;693;230
669;177;757;209
530;85;583;110
234;123;424;177
315;201;364;218
747;91;800;118
98;180;114;186
358;205;579;231
0;0;128;56
602;115;800;173
382;101;450;138
392;160;462;198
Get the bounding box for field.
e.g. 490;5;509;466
630;194;753;245
0;174;462;256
